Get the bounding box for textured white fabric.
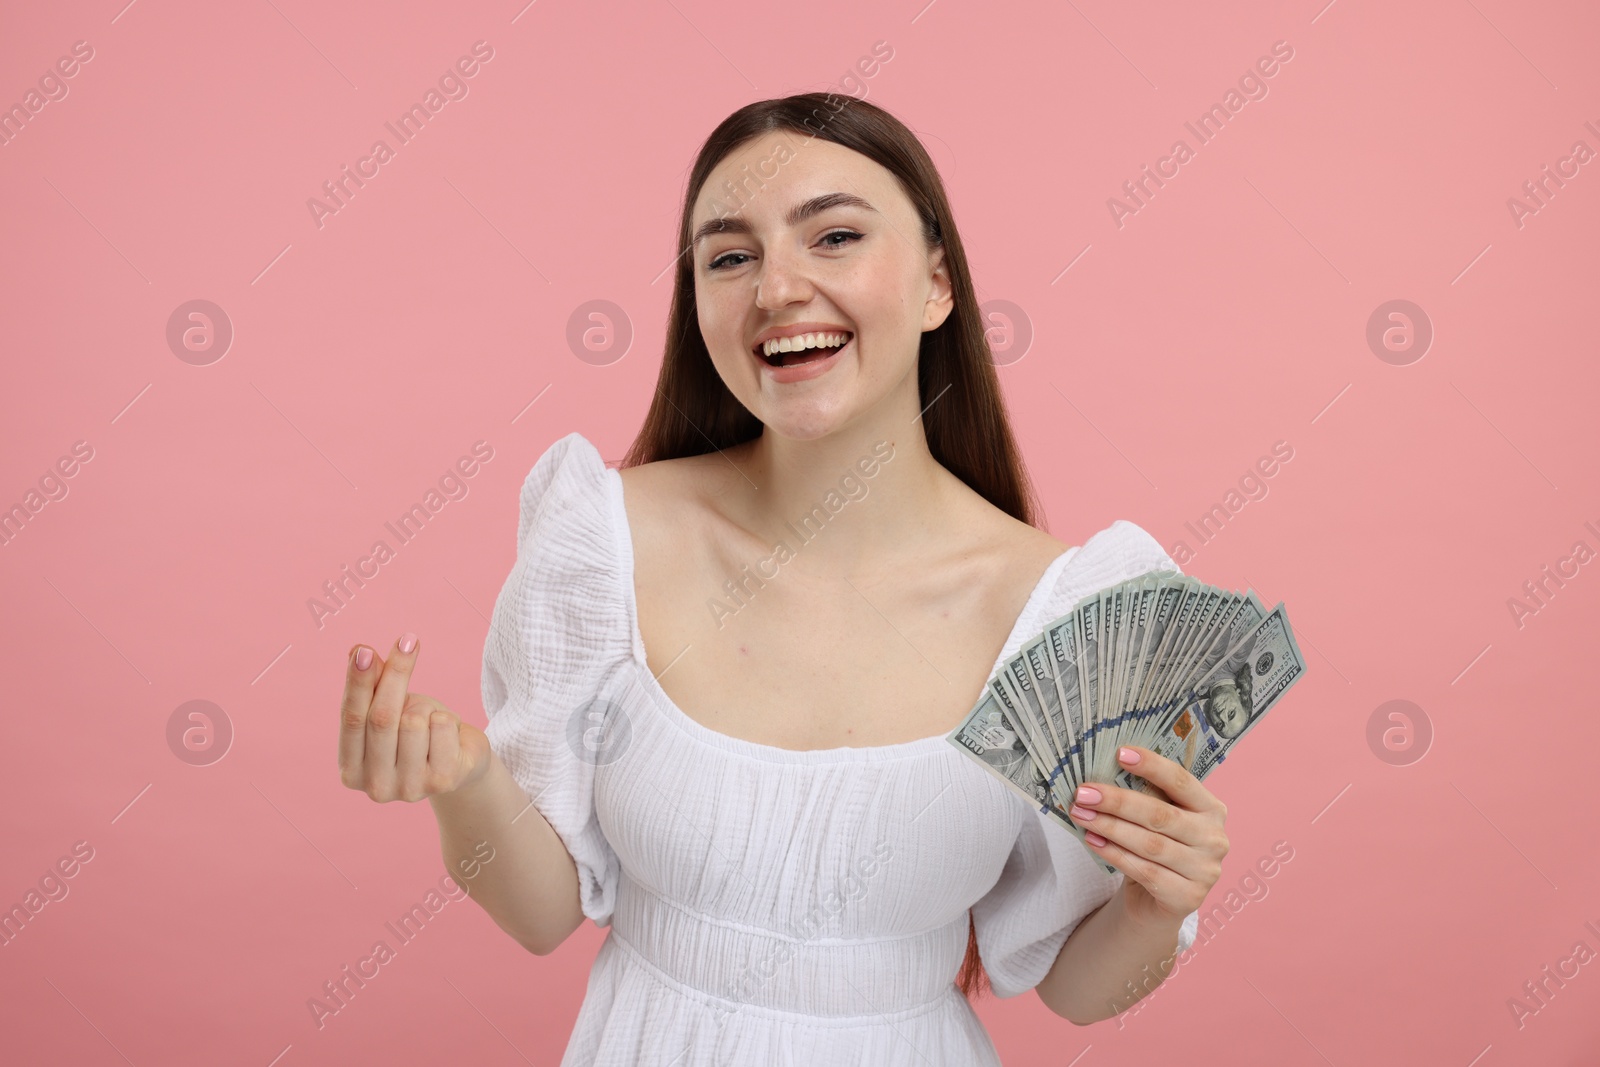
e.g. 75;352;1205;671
482;432;1201;1066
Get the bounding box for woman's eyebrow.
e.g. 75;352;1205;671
691;192;878;247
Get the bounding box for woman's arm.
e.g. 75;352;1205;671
428;752;585;955
1036;744;1228;1025
339;635;586;957
1033;881;1186;1024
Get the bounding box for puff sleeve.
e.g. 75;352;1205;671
480;432;632;927
970;519;1201;998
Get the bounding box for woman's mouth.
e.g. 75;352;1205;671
752;331;853;383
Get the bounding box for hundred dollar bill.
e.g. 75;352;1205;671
1110;578;1163;777
1148;585;1229;711
949;688;1120;875
1159;591;1266;741
1122;578;1202;733
1075;593;1105;788
986;673;1056;798
1015;626;1084;791
1154;591;1266;727
1112;602;1306;793
1086;580;1152;784
997;654;1063;769
1107;584;1132;762
998;643;1075;783
1129;579;1189;723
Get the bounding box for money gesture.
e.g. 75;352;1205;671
339;634;492;802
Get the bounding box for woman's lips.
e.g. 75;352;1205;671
753;335;852;384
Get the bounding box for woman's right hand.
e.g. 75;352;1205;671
339;633;493;802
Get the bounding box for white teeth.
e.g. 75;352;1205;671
761;331;850;357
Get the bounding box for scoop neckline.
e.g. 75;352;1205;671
599;453;1079;765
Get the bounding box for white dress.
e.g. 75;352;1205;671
482;432;1201;1066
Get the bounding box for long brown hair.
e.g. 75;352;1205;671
623;92;1045;1001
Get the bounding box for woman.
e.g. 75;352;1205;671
337;93;1227;1064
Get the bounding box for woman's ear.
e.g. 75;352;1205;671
922;245;955;332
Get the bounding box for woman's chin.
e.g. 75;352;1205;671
745;381;858;440
730;358;914;442
757;410;851;442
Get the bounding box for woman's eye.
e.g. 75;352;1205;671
707;231;864;272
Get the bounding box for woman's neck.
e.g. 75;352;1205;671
726;397;958;575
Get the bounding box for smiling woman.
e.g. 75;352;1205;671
338;91;1224;1067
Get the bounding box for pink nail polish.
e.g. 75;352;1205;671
398;632;417;654
1119;747;1140;764
1085;830;1108;847
354;646;373;670
1069;804;1097;822
1076;785;1102;805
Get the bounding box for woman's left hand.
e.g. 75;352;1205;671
1066;744;1229;929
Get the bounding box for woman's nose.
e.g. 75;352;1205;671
754;250;813;309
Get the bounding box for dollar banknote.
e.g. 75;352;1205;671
950;683;1122;874
949;569;1307;873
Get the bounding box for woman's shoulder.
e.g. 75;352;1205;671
927;480;1075;627
951;483;1168;565
938;467;1074;567
522;431;710;523
615;440;758;543
993;514;1076;577
615;439;749;490
614;447;712;507
948;475;1178;612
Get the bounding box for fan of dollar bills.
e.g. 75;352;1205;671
948;569;1307;874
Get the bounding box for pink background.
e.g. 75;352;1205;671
3;0;1597;1062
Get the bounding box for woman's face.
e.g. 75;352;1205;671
689;134;953;441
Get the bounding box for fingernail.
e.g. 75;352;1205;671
1075;785;1102;805
1069;804;1097;822
354;646;373;670
1085;830;1108;847
399;632;417;654
1119;747;1140;764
